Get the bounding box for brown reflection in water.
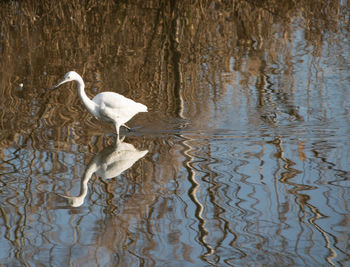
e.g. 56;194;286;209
6;1;328;182
53;136;183;266
0;0;349;265
268;136;344;266
0;0;347;147
181;134;215;259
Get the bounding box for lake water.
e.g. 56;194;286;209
0;1;350;266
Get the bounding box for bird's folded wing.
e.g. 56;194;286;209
94;92;143;110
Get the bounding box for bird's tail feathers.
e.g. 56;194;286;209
139;103;148;112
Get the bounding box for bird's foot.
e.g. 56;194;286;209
122;124;132;132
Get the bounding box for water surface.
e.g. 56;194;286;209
0;1;350;266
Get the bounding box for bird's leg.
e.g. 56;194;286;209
115;135;125;146
122;124;131;131
115;123;120;139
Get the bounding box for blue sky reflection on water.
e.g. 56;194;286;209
0;0;350;266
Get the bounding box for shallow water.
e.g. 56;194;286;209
0;0;350;266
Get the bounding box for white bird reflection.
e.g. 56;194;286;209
58;138;148;207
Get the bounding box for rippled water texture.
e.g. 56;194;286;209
1;1;350;266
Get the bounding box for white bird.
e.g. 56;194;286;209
58;138;148;207
52;71;147;136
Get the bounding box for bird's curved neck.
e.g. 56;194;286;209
75;78;98;117
76;161;96;199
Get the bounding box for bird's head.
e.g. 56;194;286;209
57;193;86;207
52;71;81;89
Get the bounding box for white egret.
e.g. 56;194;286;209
52;71;147;136
58;138;148;207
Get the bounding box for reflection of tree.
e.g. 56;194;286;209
269;136;346;266
181;133;249;264
0;0;347;147
181;134;214;260
0;0;349;265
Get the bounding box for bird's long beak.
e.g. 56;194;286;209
51;78;68;90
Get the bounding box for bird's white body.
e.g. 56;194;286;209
53;71;147;136
92;92;147;126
